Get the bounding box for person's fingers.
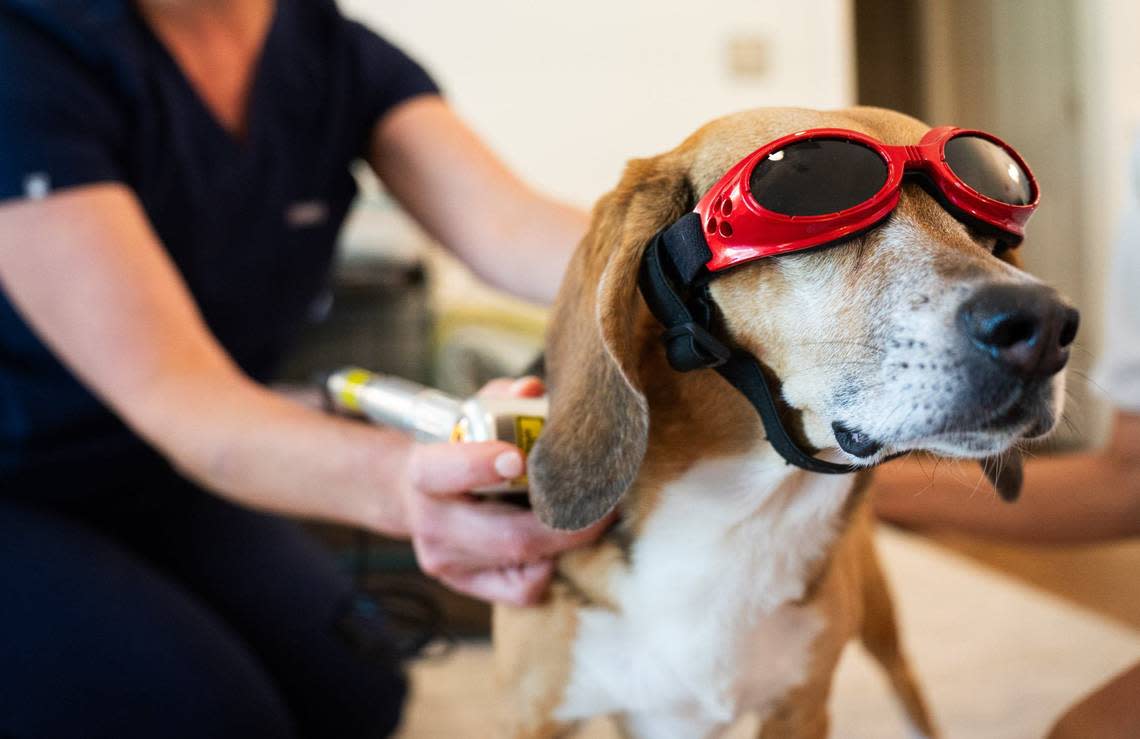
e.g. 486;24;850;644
411;499;615;573
438;560;554;606
507;375;545;398
406;373;564;605
543;509;619;548
406;441;522;496
411;498;549;572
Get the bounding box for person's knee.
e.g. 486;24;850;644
290;651;408;738
122;643;297;739
376;662;410;737
1;603;299;739
348;663;409;738
0;503;297;739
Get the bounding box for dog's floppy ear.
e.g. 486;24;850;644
528;156;694;530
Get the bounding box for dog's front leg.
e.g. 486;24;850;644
493;583;582;739
754;696;830;739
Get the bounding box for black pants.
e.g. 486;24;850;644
0;470;406;739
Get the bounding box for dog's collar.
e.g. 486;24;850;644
637;212;860;475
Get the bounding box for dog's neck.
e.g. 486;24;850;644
623;348;857;540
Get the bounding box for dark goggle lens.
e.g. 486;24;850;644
944;135;1033;205
748;139;889;216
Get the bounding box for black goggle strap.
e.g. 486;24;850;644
637;212;858;475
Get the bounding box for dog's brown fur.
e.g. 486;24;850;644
495;106;1047;738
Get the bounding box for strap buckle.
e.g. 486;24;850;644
662;321;731;371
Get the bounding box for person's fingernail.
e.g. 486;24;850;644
509;377;536;394
494;451;523;479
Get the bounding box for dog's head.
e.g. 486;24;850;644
530;107;1077;530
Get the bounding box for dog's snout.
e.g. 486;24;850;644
957;284;1079;379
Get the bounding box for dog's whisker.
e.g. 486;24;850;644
968;461;990;500
1016;442;1040;462
1068;341;1097;360
1060;411;1080;437
1064;369;1113;402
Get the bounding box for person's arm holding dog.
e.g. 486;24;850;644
874;409;1140;542
0;94;594;606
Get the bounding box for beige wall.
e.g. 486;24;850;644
1067;0;1139;440
340;0;855;206
336;2;1138;447
1076;0;1140;322
899;0;1140;445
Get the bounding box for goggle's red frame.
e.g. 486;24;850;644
697;126;1040;273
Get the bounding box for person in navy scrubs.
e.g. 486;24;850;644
0;1;604;736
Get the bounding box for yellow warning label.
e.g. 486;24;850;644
507;416;544;488
337;368;373;413
514;416;544;456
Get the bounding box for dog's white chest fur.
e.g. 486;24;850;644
554;452;854;731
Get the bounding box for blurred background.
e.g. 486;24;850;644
277;2;1140;735
318;0;1140;442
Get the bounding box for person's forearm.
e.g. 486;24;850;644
874;455;1135;543
133;367;412;535
874;413;1140;544
457;191;586;303
369;95;588;304
0;186;413;535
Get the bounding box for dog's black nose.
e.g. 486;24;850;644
958;284;1079;379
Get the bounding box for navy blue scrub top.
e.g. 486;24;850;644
0;0;439;489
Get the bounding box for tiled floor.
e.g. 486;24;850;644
396;527;1140;738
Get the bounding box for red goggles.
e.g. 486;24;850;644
696;126;1039;272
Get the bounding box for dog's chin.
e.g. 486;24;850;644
831;396;1062;463
829;428;1021;465
898;429;1025;459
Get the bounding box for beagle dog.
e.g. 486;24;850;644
493;107;1076;738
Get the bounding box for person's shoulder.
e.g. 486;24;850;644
0;0;136;67
278;0;343;39
287;0;341;21
280;0;409;53
0;0;146;104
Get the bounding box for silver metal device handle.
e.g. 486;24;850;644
326;370;463;442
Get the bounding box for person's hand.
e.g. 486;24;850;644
400;376;612;605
